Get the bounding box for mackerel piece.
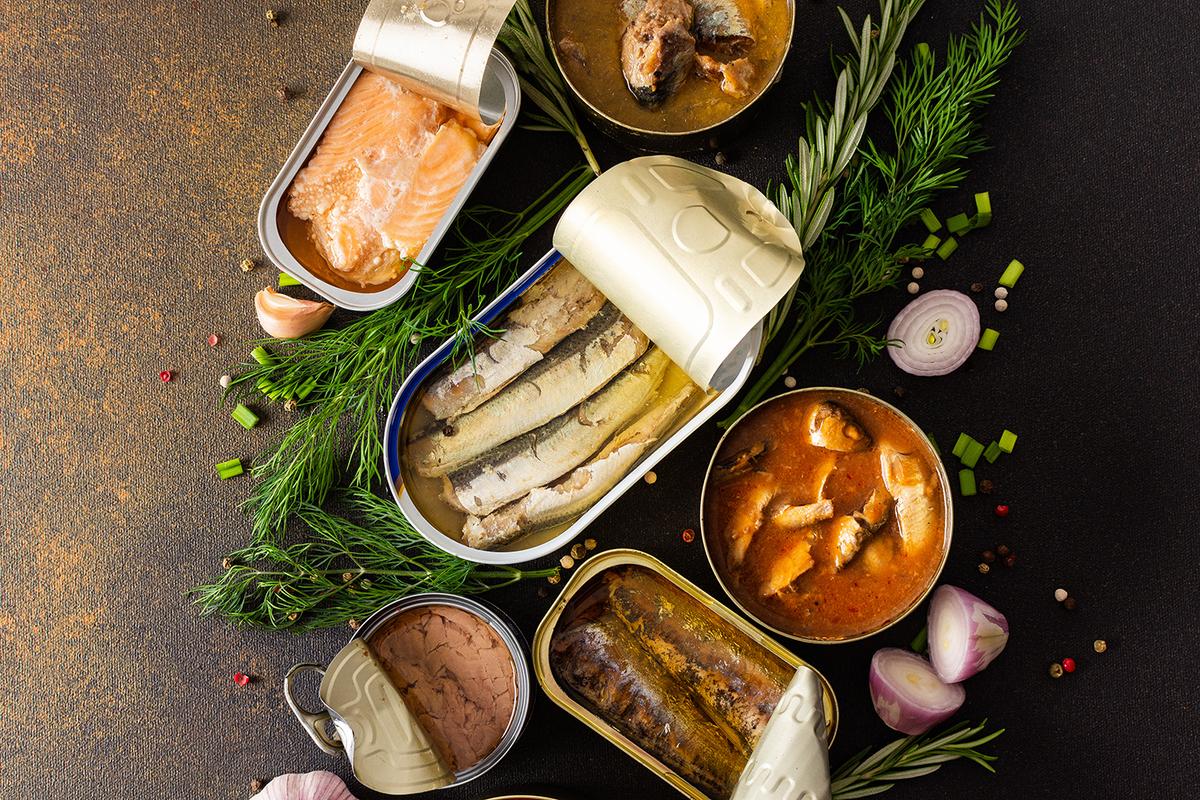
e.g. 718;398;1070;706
620;0;754;57
443;349;670;517
420;264;606;420
410;303;649;477
464;383;701;549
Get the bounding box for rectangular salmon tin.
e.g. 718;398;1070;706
531;548;838;800
257;50;521;311
383;248;762;565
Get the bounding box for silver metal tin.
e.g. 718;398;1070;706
257;51;521;311
284;593;532;794
384;248;762;565
699;387;954;644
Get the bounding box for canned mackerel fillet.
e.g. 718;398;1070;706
384;156;807;564
284;593;531;795
258;0;522;310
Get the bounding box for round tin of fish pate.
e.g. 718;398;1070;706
284;593;532;794
699;387;954;644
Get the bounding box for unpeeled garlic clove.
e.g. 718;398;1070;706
255;287;334;339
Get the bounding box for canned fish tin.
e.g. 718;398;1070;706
384;249;762;565
284;593;532;795
531;548;838;800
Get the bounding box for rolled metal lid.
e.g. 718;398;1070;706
731;667;832;800
320;639;454;795
553;156;805;389
353;0;517;122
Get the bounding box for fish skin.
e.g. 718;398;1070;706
462;383;700;549
620;0;696;107
604;567;792;750
880;447;939;552
691;0;755;58
759;535;814;597
833;487;894;570
442;349;670;517
550;615;746;799
409;303;648;478
772;498;835;529
420;264;605;420
807;400;873;452
726;474;775;566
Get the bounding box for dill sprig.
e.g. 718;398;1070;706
499;0;601;176
725;0;1023;426
233;166;595;542
832;720;1004;799
191;488;559;632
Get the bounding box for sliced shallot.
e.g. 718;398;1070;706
927;584;1010;683
886;290;980;376
869;647;965;735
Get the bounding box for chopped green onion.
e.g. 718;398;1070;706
946;212;972;235
974;192;992;226
983;440;1003;463
921;233;941;253
919;208;942;233
960;438;985;469
998;429;1018;453
266;385;286;401
278;272;302;287
951;432;973;458
910;625;928;653
232;403;260;430
978;328;1000;351
215;458;244;480
915;42;931;63
936;237;958;260
296;377;319;400
999;259;1024;288
251;346;274;366
959;468;977;497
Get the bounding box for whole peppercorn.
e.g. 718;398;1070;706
265;8;279;26
348;619;360;630
981;549;996;563
644;471;657;485
681;528;695;543
977;562;991;574
970;282;985;293
996;544;1011;557
571;543;586;560
1003;554;1017;568
222;557;233;570
240;257;256;272
1054;588;1068;603
714;151;729;166
1093;639;1107;653
979;479;994;495
250;779;264;793
276;84;291;102
1048;662;1064;678
560;554;575;570
584;538;597;550
283;398;298;412
547;571;561;585
233;672;252;687
1061;657;1077;673
1063;596;1078;611
995;504;1010;517
893;385;908;399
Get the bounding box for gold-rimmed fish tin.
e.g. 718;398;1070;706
283;593;532;795
545;0;795;152
531;548;838;800
384;156;805;565
699;386;955;644
257;0;522;311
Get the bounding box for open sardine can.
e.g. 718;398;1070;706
258;0;522;310
383;155;806;564
532;548;838;800
283;593;532;795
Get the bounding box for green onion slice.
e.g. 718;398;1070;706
959;469;977;497
921;233;941;253
978;328;1000;351
920;208;942;233
251;346;274;366
936;237;958;261
232;404;260;430
215;458;244;479
999;429;1018;453
999;259;1024;288
983;441;1003;463
951;432;972;458
278;272;301;287
961;439;985;469
946;213;972;235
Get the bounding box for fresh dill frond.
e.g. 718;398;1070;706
724;0;1024;427
191;488;558;632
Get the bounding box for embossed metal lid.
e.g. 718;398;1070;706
353;0;517;122
731;667;833;800
553;156;805;389
320;639;454;795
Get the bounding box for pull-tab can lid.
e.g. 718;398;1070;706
553;156;805;389
353;0;517;122
320;639;454;794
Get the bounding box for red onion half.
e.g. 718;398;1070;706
869;648;965;735
887;290;980;376
928;585;1010;683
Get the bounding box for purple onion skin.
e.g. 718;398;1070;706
928;585;1010;684
869;648;966;735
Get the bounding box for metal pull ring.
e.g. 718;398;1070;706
284;663;342;755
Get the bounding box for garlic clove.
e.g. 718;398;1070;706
255;287;334;339
253;770;359;800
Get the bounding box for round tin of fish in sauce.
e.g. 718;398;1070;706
699;387;954;645
545;0;796;152
284;594;532;795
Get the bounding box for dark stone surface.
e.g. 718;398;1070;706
2;0;1197;798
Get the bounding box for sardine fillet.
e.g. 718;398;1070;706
621;0;696;107
550;616;746;799
727;475;775;567
462;384;699;549
442;349;670;517
880;448;938;552
604;567;792;749
409;303;648;477
420;265;606;420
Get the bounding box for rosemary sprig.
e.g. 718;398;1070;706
499;0;601;176
725;0;1023;425
763;0;925;349
831;720;1004;799
192;488;558;632
234;166;595;542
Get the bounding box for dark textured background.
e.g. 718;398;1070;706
3;0;1198;797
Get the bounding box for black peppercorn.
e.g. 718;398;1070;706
1003;554;1017;568
981;549;996;563
1063;596;1078;611
979;478;994;494
970;282;985;293
893;386;908;398
996;544;1011;557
